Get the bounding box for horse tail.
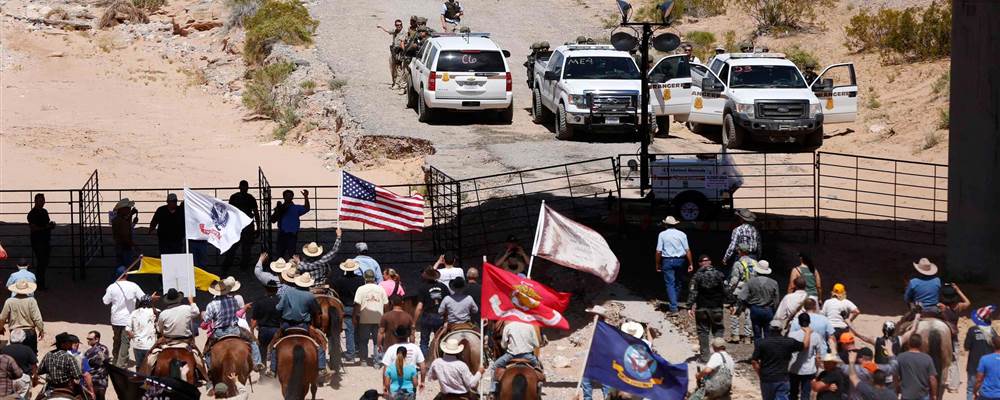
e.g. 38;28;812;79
511;373;527;399
327;303;342;372
928;328;945;379
284;345;306;400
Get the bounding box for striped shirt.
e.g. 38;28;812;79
723;223;760;264
0;354;22;396
204;295;240;330
296;236;342;284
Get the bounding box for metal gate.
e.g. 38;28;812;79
258;167;273;252
426;166;461;259
76;170;102;280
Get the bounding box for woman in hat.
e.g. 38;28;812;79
904;257;942;311
0;279;44;353
426;338;484;398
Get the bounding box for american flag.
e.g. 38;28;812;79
339;171;425;232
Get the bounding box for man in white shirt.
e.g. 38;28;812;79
773;277;810;330
490;321;541;394
655;216;693;313
380;326;425;379
434;253;464;293
355;270;389;366
102;274;145;367
428;338;483;396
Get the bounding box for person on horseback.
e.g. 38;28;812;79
251;280;282;363
36;333;84;398
905;258;942;312
149;289;210;382
491;321;541;394
271;272;329;378
293;227;343;293
427;339;483;399
203;278;264;373
440;278;478;332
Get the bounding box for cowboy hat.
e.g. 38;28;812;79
620;321;644;340
162;288;184;306
270;257;291;273
294;272;315;288
912;258;938;276
735;208;756;222
339;259;360;272
114;198;135;210
662;216;680;226
281;266;299;283
754;260;772;275
972;305;996;327
7;279;36;295
821;353;842;364
939;285;960;304
208;277;241;296
440;338;464;355
222;276;241;292
421;267;441;281
302;242;324;257
54;332;80;346
355;242;369;252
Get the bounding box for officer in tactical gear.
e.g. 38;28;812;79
524;41;550;87
440;0;463;32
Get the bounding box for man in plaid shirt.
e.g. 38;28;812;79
38;333;83;392
84;330;111;400
722;209;761;265
204;278;264;372
0;353;23;398
293;228;343;287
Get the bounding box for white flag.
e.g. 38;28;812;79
531;203;620;283
184;188;252;253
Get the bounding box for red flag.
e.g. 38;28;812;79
482;262;571;330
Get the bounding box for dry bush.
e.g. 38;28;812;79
844;2;950;63
45;7;69;20
739;0;835;34
242;61;295;117
225;0;261;29
784;45;819;71
684;31;715;61
243;0;318;65
131;0;165;12
98;0;148;28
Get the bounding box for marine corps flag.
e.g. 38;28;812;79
481;262;571;330
584;320;688;399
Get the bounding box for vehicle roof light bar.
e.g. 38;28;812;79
725;52;787;59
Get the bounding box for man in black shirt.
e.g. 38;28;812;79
966;305;997;400
1;328;37;377
814;353;849;400
148;194;185;255
331;259;366;362
224;180;260;273
688;254;727;362
413;267;450;358
753;315;813;400
26;194;54;289
251;280;282;362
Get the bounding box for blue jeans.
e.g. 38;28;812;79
211;325;262;366
115;245;136;269
749;305;775;344
761;380;790;400
492;353;540;393
581;377;608;400
343;306;356;359
258;326;278;361
660;257;687;311
418;315;444;359
133;349;149;370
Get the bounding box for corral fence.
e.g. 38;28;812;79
0;151;947;276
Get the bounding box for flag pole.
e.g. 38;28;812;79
526;200;546;279
183;187;190;254
337;171;344;228
479;255;488;396
575;308;605;396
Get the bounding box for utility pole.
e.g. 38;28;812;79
620;20;670;196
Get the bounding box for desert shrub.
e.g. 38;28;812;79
98;0;148;28
299;79;317;94
131;0;164;12
672;0;727;18
242;61;295;117
243;0;318;65
722;30;737;53
931;71;949;96
738;0;835;34
866;88;881;109
936;108;949;130
273;105;300;139
225;0;261;29
328;78;347;91
684;31;716;62
844;1;950;63
921;130;942;150
783;45;819;71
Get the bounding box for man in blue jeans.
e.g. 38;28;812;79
654;216;693;313
738;260;779;344
331;259;365;362
414;267;449;358
752;318;813;400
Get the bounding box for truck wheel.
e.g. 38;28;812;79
531;87;549;124
498;102;514;124
417;93;434;123
655;116;670;137
556;103;574;140
805;126;824;147
406;82;417;109
674;192;709;221
722;114;745;149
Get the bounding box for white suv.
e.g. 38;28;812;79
406;33;514;123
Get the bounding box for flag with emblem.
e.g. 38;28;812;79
532;203;620;283
183;188;252;253
339;171;425;232
481;262;571;330
584;320;688;399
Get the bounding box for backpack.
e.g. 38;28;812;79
444;1;461;20
703;353;733;398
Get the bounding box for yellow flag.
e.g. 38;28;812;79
132;257;220;292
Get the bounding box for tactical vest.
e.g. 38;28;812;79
444;1;461;20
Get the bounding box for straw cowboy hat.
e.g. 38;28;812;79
114;198;135;210
662;216;680;226
440;338;465;355
302;242;324;257
754;260;772;275
8;279;37;295
735;208;756;222
821;353;842;364
281;266;299;283
208;276;241;296
913;258;938;276
339;259;360;272
270;257;291;273
294;272;315;288
620;321;644;340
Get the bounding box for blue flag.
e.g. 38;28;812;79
583;320;688;399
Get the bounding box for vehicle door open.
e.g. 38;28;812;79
813;63;858;124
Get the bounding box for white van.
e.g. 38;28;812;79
650;153;743;220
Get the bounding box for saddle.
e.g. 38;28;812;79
506;358;546;381
37;387;81;400
274;330;320;349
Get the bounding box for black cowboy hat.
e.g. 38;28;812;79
163;288;184;306
940;285;960;304
264;280;279;289
55;332;80;346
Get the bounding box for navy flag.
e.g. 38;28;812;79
583;320;688;399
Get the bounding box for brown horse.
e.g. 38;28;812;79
36;388;83;400
494;360;544;400
896;317;953;400
275;332;319;400
207;337;254;397
431;329;483;372
140;348;201;385
311;293;344;376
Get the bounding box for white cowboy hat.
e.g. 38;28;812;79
281;266;299;283
662;216;680;226
735;208;756;222
440;338;465;355
208;280;230;296
114;198;135;210
302;242;324;258
8;279;37;295
294;272;315;288
270;257;290;273
821;353;842;364
754;260;772;275
222;276;241;293
913;258;938;276
620;321;644;340
340;259;360;272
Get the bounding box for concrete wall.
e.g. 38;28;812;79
947;0;1000;281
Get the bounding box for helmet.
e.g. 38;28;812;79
530;42;539;50
576;35;588;44
459;26;471;33
539;41;550;49
416;16;428;25
882;321;896;337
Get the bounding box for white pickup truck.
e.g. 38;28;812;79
650;52;858;148
529;44;641;140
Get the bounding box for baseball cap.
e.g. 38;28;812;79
832;283;846;295
839;332;856;344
